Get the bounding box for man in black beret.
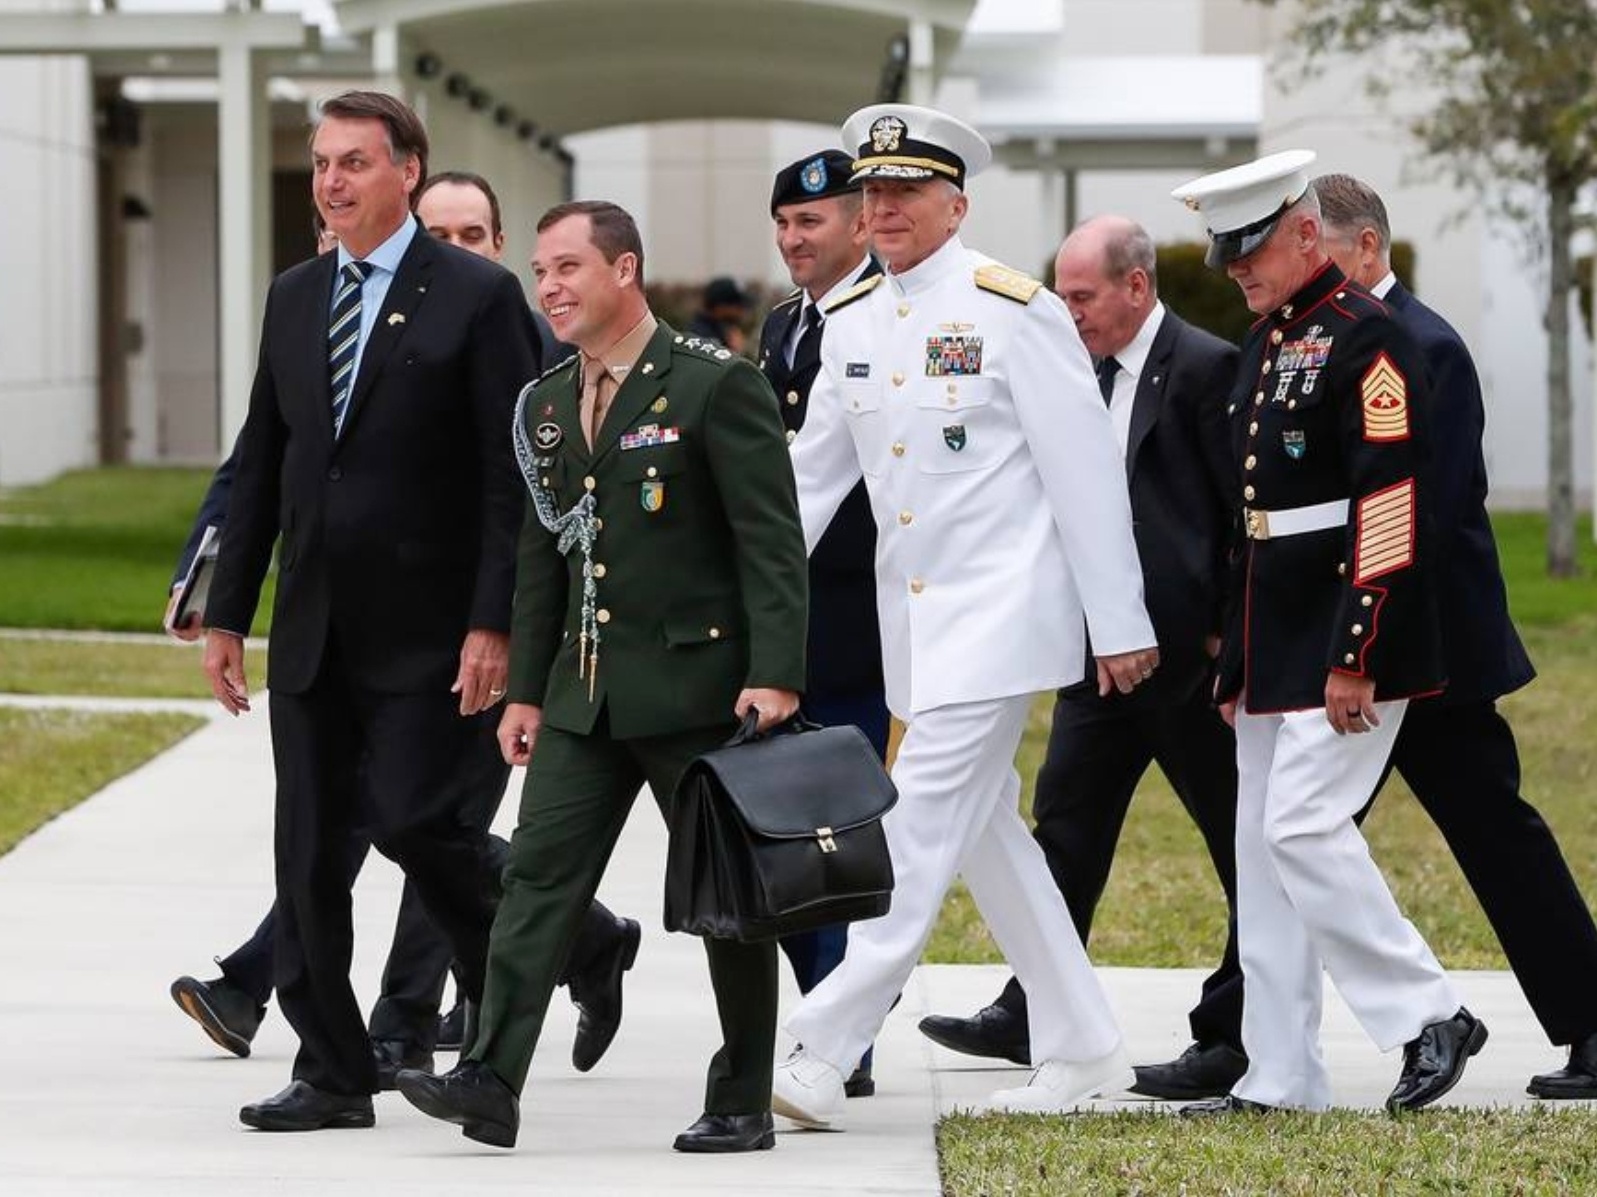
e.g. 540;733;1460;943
758;148;885;1099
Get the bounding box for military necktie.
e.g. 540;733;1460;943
328;260;373;437
1095;355;1121;407
581;356;615;449
791;303;823;372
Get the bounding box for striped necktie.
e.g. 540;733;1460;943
329;260;373;436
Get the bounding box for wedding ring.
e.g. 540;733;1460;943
489;687;506;697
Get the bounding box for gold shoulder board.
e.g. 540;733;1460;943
975;264;1043;304
822;274;884;316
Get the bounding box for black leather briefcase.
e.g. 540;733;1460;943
664;713;898;943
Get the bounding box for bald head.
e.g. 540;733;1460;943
1054;215;1158;359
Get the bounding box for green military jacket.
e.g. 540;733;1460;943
507;321;809;739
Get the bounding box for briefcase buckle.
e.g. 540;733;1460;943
815;826;837;854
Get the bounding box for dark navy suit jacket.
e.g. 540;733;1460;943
1386;281;1535;704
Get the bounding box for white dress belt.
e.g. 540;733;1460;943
1243;498;1350;540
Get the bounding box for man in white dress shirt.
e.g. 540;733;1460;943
771;103;1159;1126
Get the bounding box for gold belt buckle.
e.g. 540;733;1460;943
1244;507;1270;540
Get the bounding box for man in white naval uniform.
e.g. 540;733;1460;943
771;103;1160;1125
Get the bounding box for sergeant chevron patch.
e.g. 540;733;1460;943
1355;478;1415;583
1361;353;1410;442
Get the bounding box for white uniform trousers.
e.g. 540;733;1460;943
1233;700;1459;1109
784;694;1122;1074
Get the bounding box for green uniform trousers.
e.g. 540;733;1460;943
468;717;778;1114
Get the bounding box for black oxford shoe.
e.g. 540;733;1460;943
436;1001;467;1053
1131;1041;1249;1100
372;1038;434;1091
917;1002;1031;1066
170;974;264;1058
1527;1030;1597;1100
239;1081;374;1132
1179;1094;1276;1118
1387;1007;1488;1113
396;1060;519;1149
569;916;641;1073
672;1111;775;1153
844;1065;875;1098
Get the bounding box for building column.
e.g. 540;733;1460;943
216;40;268;452
906;18;934;105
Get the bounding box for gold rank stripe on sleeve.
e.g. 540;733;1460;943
1354;478;1416;584
822;274;884;316
974;264;1044;304
1360;352;1410;442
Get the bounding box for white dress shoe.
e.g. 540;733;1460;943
983;1045;1134;1114
771;1048;846;1129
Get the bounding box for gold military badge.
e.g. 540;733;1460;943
870;115;907;153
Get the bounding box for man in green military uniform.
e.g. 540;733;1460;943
397;200;808;1155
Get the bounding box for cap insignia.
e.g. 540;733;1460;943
869;115;907;153
800;157;828;194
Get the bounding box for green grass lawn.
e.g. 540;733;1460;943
0;635;268;699
0;466;275;633
0;707;204;854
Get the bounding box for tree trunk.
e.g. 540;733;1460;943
1544;172;1577;577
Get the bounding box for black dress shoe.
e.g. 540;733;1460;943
436;1001;467;1053
1387;1007;1488;1113
372;1038;434;1091
568;916;641;1073
239;1081;374;1131
170;974;264;1059
1178;1094;1276;1118
917;1002;1031;1066
1527;1030;1597;1099
672;1112;775;1153
1131;1041;1249;1100
396;1060;520;1148
844;1066;875;1098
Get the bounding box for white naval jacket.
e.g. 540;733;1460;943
791;235;1155;719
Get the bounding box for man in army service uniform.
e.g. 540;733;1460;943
397;200;808;1154
1171;152;1486;1116
772;104;1160;1127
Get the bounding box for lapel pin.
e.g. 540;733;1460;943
1151;374;1161;385
387;313;406;327
641;362;655;375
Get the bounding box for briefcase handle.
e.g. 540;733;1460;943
727;707;823;747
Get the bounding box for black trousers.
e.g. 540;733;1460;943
221;710;623;1051
267;661;502;1095
1381;698;1597;1046
994;684;1243;1050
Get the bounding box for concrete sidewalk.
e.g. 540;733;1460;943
0;698;1570;1196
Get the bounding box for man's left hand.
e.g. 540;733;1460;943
451;628;511;716
1097;646;1161;696
735;687;800;732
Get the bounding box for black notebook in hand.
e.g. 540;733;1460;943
164;524;222;632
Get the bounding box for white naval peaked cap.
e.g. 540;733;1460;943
842;103;992;190
1171;149;1318;269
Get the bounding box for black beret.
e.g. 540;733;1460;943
770;150;861;215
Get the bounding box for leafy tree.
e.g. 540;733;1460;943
1253;0;1596;576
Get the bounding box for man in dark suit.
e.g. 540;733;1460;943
169;173;634;1077
917;215;1247;1099
396;200;808;1153
1316;172;1597;1100
203;90;535;1132
758;148;886;1099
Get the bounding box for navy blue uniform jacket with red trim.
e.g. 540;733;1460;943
1215;262;1445;713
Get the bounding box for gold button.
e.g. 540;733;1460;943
1244;454;1257;470
1261;360;1272;374
1335;291;1346;300
1282;305;1294;319
541;476;550;486
786;390;800;406
593;563;607;579
946;395;957;406
1248;422;1259;435
891;442;906;457
1361;595;1373;607
892;372;904;387
1227;404;1236;415
596;608;611;624
1351;623;1364;636
595;518;604;531
1243;485;1255;501
708;626;721;639
583;475;596;491
785;429;797;443
1271;330;1284;345
946;383;957;394
1344;652;1356;665
897;303;910;317
646;466;658;478
1287;399;1297;410
1255;391;1265;403
898;510;913;525
1337;562;1347;576
909;578;924;594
